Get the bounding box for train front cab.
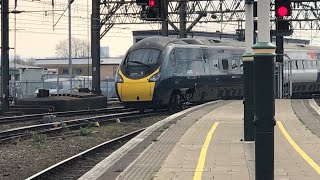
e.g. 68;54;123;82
115;48;162;110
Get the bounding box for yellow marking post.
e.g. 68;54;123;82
277;121;320;174
193;122;219;180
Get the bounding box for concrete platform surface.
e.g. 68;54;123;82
81;100;320;180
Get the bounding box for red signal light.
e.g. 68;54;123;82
149;0;155;7
277;6;288;17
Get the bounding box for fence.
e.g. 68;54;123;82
4;79;117;100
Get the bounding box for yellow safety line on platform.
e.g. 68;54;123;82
193;122;219;180
277;121;320;174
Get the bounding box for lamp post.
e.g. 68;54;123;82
68;0;74;93
243;0;255;141
253;0;276;179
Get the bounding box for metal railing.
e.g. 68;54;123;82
1;79;117;101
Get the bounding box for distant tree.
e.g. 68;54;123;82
14;55;23;64
55;37;90;58
25;58;36;66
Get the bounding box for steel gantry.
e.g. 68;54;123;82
100;0;246;38
99;0;320;39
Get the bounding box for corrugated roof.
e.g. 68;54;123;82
7;63;43;69
101;57;123;64
35;57;123;65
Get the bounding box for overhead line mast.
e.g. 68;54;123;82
1;0;10;112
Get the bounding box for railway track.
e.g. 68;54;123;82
23;102;207;179
26;129;144;180
0;106;129;124
0;110;166;143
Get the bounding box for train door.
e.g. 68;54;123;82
196;48;210;102
171;47;198;103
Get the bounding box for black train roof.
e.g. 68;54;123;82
129;36;187;51
130;36;320;52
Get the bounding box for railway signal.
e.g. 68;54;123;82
138;0;162;21
275;0;292;17
275;0;292;36
149;0;156;7
277;6;289;17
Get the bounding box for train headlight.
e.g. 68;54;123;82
116;73;124;83
149;72;161;82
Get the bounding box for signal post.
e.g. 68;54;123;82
1;0;10;112
275;0;292;98
253;0;276;179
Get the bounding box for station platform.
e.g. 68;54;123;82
80;99;320;180
16;93;108;112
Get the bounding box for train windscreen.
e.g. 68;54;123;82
121;48;161;79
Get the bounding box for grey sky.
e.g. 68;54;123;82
1;0;319;59
3;0;136;59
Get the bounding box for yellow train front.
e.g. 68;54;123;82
115;37;170;111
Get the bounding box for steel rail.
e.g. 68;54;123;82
0;111;140;141
0;105;127;124
0;110;167;143
26;129;144;180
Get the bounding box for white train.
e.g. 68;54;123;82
283;47;320;97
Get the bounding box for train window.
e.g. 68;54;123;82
173;48;189;75
317;61;320;70
125;48;160;66
170;50;176;64
202;53;208;63
309;61;313;68
231;59;238;69
174;48;208;76
222;59;229;70
305;61;311;69
296;61;300;69
175;48;202;61
302;61;306;69
311;60;317;68
168;49;176;75
211;59;219;71
295;61;298;69
297;61;304;69
201;53;210;75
